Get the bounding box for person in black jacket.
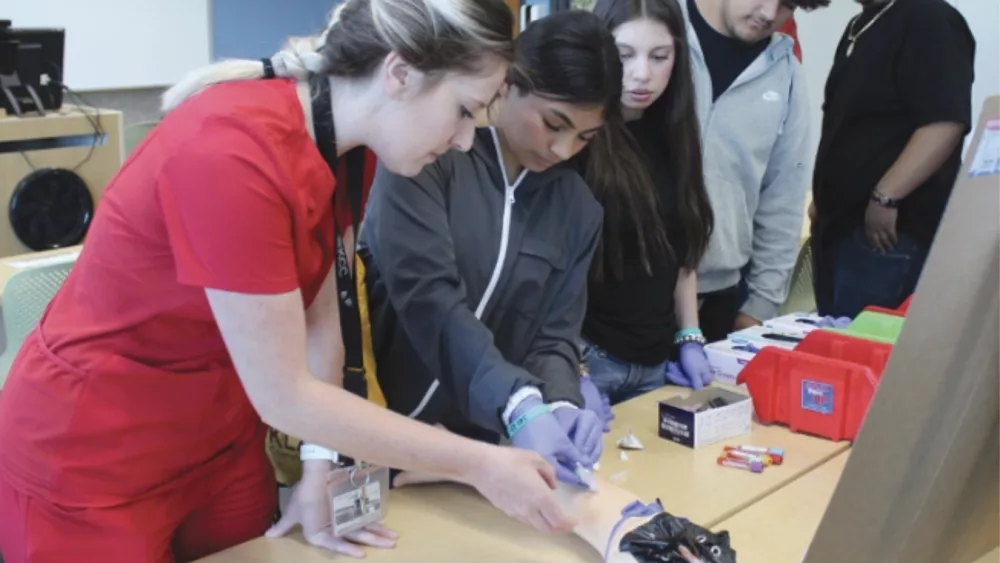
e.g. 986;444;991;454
811;0;975;318
359;11;634;487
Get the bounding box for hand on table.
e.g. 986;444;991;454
678;545;706;563
665;342;714;390
732;313;761;331
392;438;576;535
864;200;898;253
267;461;398;558
580;375;614;432
509;396;590;486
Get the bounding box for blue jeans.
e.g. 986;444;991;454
823;227;929;318
581;340;666;405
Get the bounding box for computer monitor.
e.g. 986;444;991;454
0;20;65;116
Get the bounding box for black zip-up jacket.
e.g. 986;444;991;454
359;128;602;436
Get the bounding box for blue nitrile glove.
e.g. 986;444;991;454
551;405;604;467
508;396;587;486
817;316;852;329
665;361;708;391
666;362;695;389
580;375;614;432
678;342;713;389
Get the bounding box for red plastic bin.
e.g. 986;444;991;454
737;347;879;442
896;295;914;314
864;294;915;317
794;329;893;380
863;305;904;317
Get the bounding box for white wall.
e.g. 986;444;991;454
796;0;1000;161
8;0;211;91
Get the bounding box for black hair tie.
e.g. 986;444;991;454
261;58;276;79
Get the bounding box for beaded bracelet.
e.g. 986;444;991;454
674;328;706;346
676;334;707;346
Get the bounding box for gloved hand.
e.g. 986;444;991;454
677;342;713;389
508;396;587;487
551;406;604;467
580;375;614;432
666;362;694;389
817;315;852;329
665;354;713;391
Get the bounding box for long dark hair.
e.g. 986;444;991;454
592;0;713;276
508;12;662;274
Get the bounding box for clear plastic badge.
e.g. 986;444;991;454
328;462;391;537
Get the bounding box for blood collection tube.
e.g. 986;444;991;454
717;457;764;473
725;449;772;467
724;445;784;465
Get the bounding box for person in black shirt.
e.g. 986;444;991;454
811;0;975;318
580;0;715;404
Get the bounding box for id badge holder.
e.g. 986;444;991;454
328;462;391;537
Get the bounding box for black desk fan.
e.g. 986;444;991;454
10;167;93;251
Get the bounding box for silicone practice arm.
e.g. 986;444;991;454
394;471;647;563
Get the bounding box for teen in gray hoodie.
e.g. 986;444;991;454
359;12;628;488
680;0;828;341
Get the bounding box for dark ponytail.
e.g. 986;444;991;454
592;0;713;275
509;10;671;282
585;110;671;282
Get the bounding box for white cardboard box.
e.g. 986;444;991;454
728;325;805;349
705;340;758;386
763;312;824;335
658;387;753;449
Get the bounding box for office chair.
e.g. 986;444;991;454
0;261;75;387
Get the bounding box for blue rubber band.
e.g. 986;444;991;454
603;499;665;562
506;404;550;438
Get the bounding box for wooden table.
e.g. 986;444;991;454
200;386;851;562
713;450;850;563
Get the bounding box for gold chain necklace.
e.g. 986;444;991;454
846;0;899;57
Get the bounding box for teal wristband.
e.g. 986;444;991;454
675;328;703;342
506;404;551;438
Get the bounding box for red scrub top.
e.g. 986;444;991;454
0;78;361;508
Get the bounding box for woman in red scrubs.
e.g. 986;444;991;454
0;1;574;562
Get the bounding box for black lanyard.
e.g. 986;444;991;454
310;74;367;399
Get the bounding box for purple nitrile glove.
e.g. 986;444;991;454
665;362;691;387
580;375;614;433
508;396;587;486
601;394;615;424
665;359;708;390
678;342;713;389
817;315;852;329
551;406;604;467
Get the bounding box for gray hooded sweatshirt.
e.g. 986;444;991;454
359;128;601;436
681;0;812;321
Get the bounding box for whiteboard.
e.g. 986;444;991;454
6;0;211;91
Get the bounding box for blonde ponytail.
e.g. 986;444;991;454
162;34;327;112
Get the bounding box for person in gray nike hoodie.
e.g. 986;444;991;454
358;12;631;487
680;0;828;341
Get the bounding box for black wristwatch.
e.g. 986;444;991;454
870;190;901;208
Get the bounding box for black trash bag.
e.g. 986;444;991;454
619;512;737;562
